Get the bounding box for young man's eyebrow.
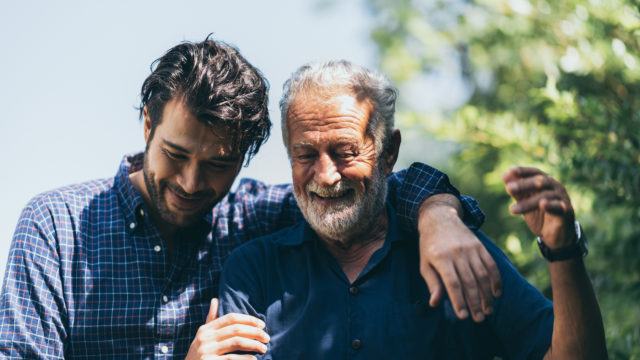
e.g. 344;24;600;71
162;139;241;162
207;154;241;163
162;139;190;153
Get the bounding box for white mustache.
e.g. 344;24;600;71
306;181;354;198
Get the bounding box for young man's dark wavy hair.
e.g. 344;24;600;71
139;35;271;164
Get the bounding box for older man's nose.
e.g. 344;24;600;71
314;154;341;187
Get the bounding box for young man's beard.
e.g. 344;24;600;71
142;154;216;228
294;164;388;244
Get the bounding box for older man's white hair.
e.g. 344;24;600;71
279;60;398;159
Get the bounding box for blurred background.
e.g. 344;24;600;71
1;0;638;358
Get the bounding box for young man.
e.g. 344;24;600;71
0;39;497;359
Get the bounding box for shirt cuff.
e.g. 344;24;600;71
400;162;485;230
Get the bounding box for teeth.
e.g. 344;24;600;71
314;192;346;199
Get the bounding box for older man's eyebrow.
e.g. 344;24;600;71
293;136;360;146
291;142;314;150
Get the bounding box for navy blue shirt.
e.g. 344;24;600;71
219;205;554;360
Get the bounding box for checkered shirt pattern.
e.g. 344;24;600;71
0;153;483;359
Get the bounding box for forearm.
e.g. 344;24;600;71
419;193;463;224
544;258;607;360
390;162;485;232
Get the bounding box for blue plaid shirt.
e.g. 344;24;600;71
0;153;483;359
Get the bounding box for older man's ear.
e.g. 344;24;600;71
382;129;401;175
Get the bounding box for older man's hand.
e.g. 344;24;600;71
417;194;502;323
185;298;270;360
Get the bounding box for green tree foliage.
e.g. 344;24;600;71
365;0;640;357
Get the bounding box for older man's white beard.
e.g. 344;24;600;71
294;170;388;243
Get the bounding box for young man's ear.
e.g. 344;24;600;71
382;129;401;175
143;106;152;143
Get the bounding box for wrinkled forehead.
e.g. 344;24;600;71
288;98;372;143
287;86;373;124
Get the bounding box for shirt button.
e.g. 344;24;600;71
351;339;362;350
162;295;169;303
160;345;169;354
349;286;359;295
129;222;137;230
139;208;145;217
153;245;162;253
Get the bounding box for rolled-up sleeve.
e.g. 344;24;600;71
389;162;485;231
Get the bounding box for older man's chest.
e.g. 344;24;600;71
260;241;489;359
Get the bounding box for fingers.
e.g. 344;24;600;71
420;264;444;307
478;247;502;298
188;306;269;360
468;253;495;315
502;166;546;183
505;174;554;199
212;313;266;331
190;315;269;358
509;190;561;214
207;298;219;323
436;262;469;319
502;166;573;217
454;260;485;322
209;337;268;355
540;198;570;216
219;356;257;360
213;324;270;343
210;356;257;360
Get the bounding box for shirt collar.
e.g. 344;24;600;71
276;202;401;247
114;153;146;234
113;152;214;235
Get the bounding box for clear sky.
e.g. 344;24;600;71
0;0;376;276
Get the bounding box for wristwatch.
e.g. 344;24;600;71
537;220;588;262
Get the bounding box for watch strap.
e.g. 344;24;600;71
537;221;587;262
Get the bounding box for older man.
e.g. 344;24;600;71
213;61;607;359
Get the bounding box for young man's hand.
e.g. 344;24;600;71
417;194;502;323
185;298;270;360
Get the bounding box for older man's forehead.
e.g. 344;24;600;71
287;93;372;125
291;136;360;149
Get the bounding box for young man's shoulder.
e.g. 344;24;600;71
23;177;117;221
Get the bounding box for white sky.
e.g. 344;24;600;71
0;0;376;277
